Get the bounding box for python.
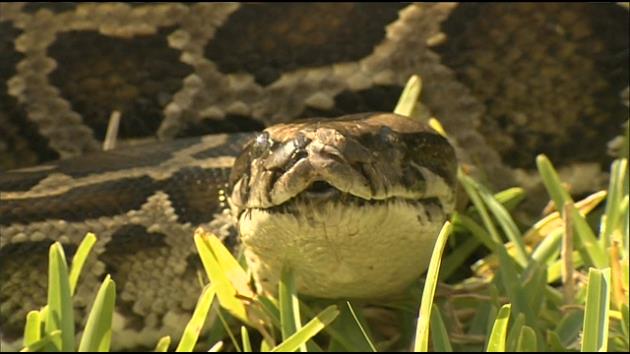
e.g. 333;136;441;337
0;112;456;350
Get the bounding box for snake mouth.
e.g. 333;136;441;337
262;184;443;217
302;181;341;200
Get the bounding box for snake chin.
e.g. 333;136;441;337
237;196;446;299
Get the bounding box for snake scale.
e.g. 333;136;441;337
0;2;628;350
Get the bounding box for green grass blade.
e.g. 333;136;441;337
260;339;272;352
461;187;526;233
496;255;532;325
175;285;216;352
20;330;61;352
215;307;242;352
453;213;499;253
45;242;75;351
535;155;573;211
430;304;453;352
278;266;305;351
506;313;525;352
610;240;626;309
623;194;629;255
78;275;116;352
581;268;611;352
23;311;42;348
494;187;527;211
194;229;250;324
271;305;340;352
440;235;481;281
466;301;494;337
555;308;584;348
529;228;563;266
256;295;281;329
561;203;576;304
475;180;529;265
481;304;499;350
69;232;97;295
413;221;452;352
547;251;584;284
621;303;629;343
524;229;562;302
536;155;608;268
459;173;504;246
544;286;564;308
516;326;537;352
524;190;607;246
202;230;251;289
208;341;223;352
241;326;252;352
602;159;628;248
486;304;511;352
455;184;532;323
546;330;567;352
459;172;529;275
346;301;377;352
154;336;171;352
301;302;367;352
522;264;547;318
569;203;609;269
394;75;422;117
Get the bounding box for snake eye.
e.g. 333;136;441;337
379;126;397;144
251;132;272;157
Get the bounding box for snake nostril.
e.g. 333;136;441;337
294;133;310;149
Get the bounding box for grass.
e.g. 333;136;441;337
14;76;629;351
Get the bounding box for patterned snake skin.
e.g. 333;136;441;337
0;2;628;350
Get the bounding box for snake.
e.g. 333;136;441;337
0;2;628;350
0;112;456;349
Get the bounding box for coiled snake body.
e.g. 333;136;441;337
0;2;627;350
0;112;456;349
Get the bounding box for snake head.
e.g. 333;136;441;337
228;112;459;299
229;112;457;214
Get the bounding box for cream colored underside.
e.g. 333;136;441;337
239;199;445;299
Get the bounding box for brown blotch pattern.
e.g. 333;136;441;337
436;3;629;168
49;28;194;140
0;22;58;171
205;3;406;86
